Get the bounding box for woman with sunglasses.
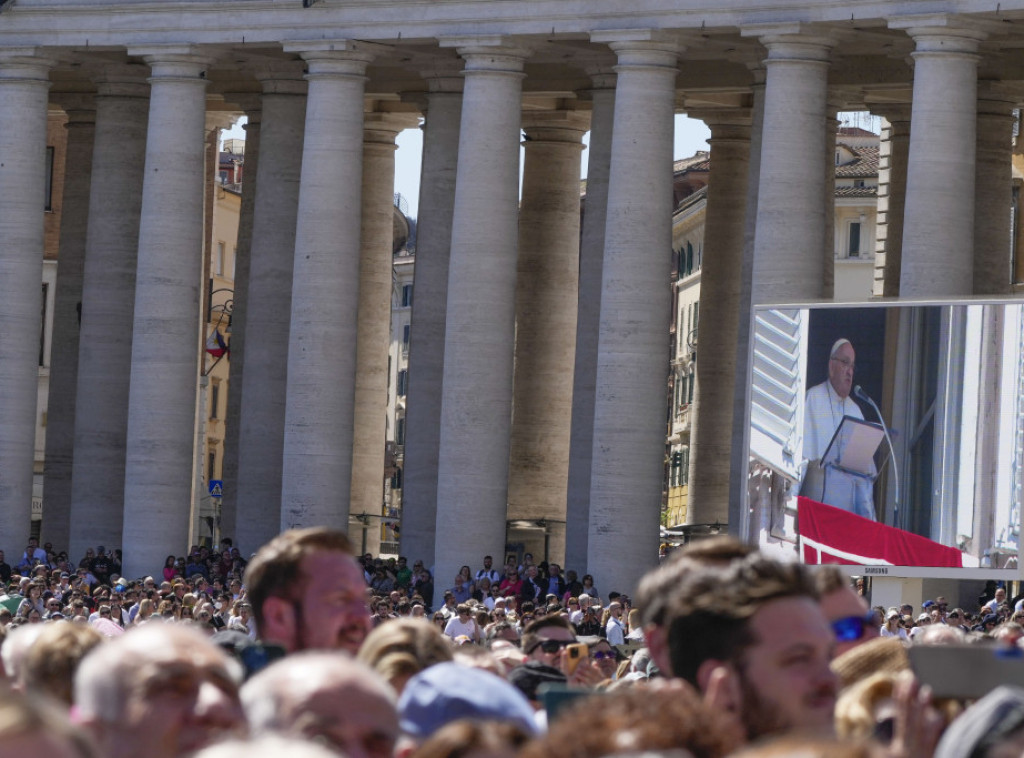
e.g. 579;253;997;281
588;637;620;680
879;608;907;640
431;611;448;631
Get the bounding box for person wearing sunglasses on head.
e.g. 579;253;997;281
879;608;908;640
815;565;880;657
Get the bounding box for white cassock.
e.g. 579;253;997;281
802;380;876;520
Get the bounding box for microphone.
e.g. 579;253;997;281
854;385;901;529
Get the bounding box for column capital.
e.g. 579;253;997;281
689;108;752;134
438;36;532;73
976;80;1024;111
745;62;768;86
51;92;96;124
740;24;836;62
0;48;55;81
205;111;238;132
889;14;989;54
283;40;381;76
127;45;211;78
253;62;308;95
577;68;617;98
862;85;911;116
591;31;683;68
294;42;365;97
221;91;262;115
521;109;590;143
426;75;465;94
82;63;150;100
400;88;462;117
363;111;421;145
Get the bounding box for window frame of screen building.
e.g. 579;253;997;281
741;299;1024;581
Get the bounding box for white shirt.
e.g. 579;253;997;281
605;615;625;645
879;625;908;640
475;568;500;584
443;616;478;641
802;380;876;520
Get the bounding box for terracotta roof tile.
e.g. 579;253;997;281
834;186;877;198
836;145;879;177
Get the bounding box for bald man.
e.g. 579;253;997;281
241;652;398;758
74;624;245;758
801;338;875;520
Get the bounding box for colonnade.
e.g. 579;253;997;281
0;8;1021;591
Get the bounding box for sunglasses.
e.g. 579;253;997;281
831;612;877;642
592;651;616;661
527;639;572;655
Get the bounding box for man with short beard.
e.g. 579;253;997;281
648;551;838;743
245;527;370;656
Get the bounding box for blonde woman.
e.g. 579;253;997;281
879;609;907;641
133;598;155;625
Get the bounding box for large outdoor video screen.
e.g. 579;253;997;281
745;300;1024;579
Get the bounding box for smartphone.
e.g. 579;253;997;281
908;643;1024;699
565;642;589;676
541;683;603;723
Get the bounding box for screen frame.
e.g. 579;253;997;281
736;296;1024;582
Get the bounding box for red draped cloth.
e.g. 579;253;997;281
798;496;962;568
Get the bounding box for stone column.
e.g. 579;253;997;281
728;67;765;536
432;38;529;586
234;71;306;556
870;105;911;297
742;27;834;302
822;104;839;299
41;95;95;551
973;86;1016;295
350;111;418;556
280;43;374;532
565;73;615;575
121;48;209;577
586;33;678;594
68;75;149;564
507;109;589;566
219;100;261;545
0;50;53;555
220;104;262;544
892;20;984;296
399;80;462;567
685;111;750;527
972;305;1004;555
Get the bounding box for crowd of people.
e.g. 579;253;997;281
2;528;1024;758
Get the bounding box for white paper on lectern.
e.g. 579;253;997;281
822;416;884;476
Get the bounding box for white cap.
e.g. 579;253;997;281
830;338;851;358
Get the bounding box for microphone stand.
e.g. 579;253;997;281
855;385;901;530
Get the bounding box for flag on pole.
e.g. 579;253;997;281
205;329;228;358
